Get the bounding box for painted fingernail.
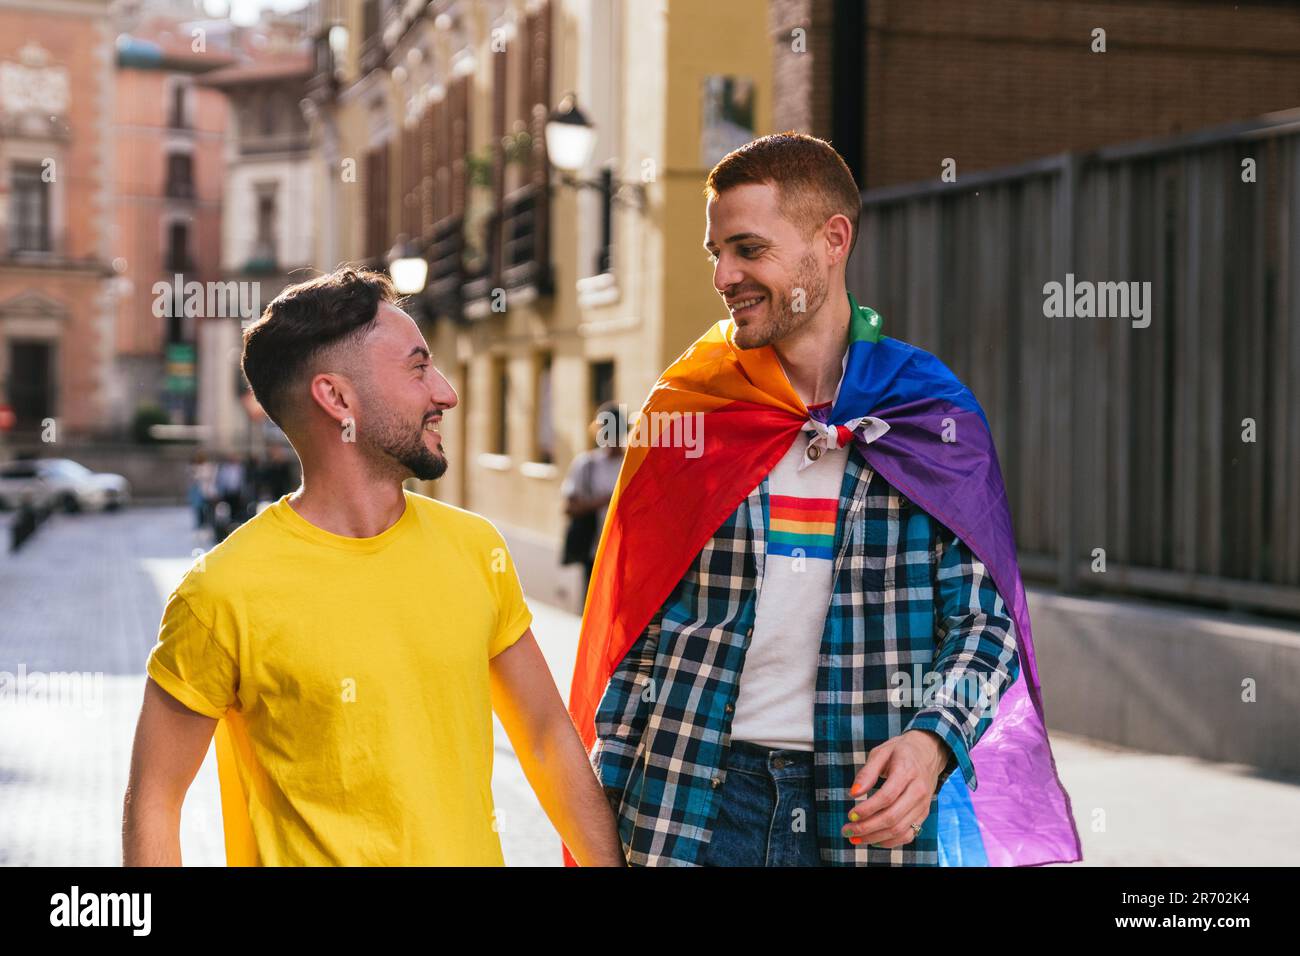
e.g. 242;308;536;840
841;825;854;837
848;811;859;822
849;837;861;845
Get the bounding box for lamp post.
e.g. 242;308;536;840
544;92;645;275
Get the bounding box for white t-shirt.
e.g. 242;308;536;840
729;401;847;751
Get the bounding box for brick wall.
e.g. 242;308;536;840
771;0;1300;189
769;0;833;137
0;6;115;436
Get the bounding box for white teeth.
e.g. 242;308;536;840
731;296;763;311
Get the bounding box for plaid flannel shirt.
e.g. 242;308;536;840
589;442;1020;866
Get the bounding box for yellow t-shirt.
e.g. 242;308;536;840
146;489;532;866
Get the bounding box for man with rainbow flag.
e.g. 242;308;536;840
565;133;1082;867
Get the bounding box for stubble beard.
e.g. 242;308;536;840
359;399;448;482
733;248;828;350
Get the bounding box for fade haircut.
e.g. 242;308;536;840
703;131;862;258
240;267;401;429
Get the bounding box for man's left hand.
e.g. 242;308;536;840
840;730;949;848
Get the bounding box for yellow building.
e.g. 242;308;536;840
305;0;771;608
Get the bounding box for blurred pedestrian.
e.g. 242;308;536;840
188;452;217;533
213;454;245;541
255;443;297;507
10;491;45;552
560;401;626;610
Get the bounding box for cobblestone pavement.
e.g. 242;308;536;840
2;506;1297;867
0;506;225;865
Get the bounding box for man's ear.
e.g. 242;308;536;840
823;213;853;266
307;370;355;425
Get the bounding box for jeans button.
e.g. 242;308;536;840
711;775;721;788
772;756;787;770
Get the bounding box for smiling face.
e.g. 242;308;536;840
350;301;458;481
704;181;830;350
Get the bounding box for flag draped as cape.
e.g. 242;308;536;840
566;292;1083;867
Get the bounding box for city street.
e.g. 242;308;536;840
1;505;1298;867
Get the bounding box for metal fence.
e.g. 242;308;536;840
847;109;1300;617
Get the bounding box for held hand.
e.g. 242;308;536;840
840;729;948;848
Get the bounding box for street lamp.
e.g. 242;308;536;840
544;93;645;275
387;235;428;295
544;92;596;173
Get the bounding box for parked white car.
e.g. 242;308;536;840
0;459;56;511
0;458;131;512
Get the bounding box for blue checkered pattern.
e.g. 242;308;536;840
589;443;1020;866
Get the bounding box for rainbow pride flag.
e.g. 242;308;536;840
567;292;1083;867
768;495;838;559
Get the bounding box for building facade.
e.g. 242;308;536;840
197;33;314;455
0;0;116;442
769;0;1300;190
112;17;230;435
305;0;773;608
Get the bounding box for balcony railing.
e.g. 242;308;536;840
501;184;541;288
359;32;384;75
165;179;196;200
242;254;279;275
0;231;102;267
6;225;51;256
240;132;311;156
425;214;464;316
461;208;499;308
462;183;552;311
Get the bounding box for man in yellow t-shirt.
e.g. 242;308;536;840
122;268;624;867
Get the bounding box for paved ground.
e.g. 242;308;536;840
1;505;1297;866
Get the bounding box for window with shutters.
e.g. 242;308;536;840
428;75;471;316
365;142;390;261
165;152;194;200
503;0;552;292
466;1;552;304
9;163;50;253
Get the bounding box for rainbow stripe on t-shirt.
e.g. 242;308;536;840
768;495;838;560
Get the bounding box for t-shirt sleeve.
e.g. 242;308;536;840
146;586;239;719
487;529;533;659
560;452;588;501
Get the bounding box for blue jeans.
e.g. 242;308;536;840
700;739;822;866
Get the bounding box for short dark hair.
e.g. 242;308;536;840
595;399;626;438
703;131;862;258
241;267;400;429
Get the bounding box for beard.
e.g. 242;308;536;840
359;403;448;482
732;248;828;350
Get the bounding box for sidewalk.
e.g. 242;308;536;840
1;506;1296;866
519;598;1300;867
0;507;224;865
